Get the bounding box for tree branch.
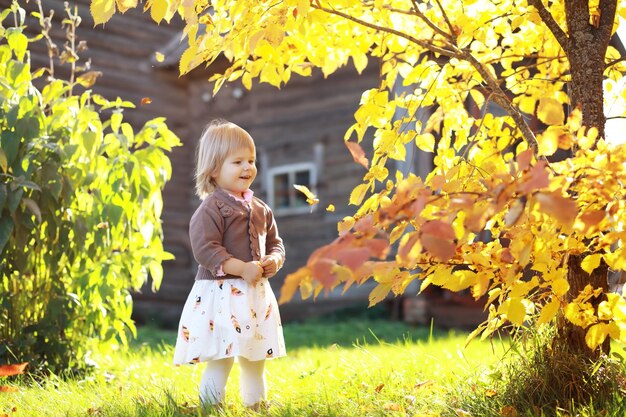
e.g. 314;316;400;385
606;56;626;69
408;0;452;41
528;0;568;52
313;4;457;58
462;51;539;154
433;0;456;42
315;3;540;155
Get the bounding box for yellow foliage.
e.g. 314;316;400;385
92;0;626;348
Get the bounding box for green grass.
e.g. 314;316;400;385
2;318;625;417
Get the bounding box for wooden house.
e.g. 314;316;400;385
12;0;488;328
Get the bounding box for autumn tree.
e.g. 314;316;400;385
94;0;626;399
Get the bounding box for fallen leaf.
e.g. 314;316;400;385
0;386;18;392
485;388;497;397
383;402;401;411
414;379;435;389
0;363;27;377
374;383;385;393
500;405;518;417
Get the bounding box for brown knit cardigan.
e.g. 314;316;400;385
189;187;285;280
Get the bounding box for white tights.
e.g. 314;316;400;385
199;357;266;407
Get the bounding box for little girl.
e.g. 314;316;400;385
173;119;286;409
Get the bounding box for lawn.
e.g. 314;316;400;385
2;316;625;416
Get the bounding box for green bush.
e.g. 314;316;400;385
0;1;180;374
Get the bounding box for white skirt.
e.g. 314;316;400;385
172;278;286;364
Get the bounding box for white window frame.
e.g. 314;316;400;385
266;162;317;216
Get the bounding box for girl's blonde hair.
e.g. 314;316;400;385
195;119;256;199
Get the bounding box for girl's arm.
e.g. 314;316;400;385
260;207;285;278
222;258;263;284
189;202;233;276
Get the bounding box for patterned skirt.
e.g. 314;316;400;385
172;278;286;364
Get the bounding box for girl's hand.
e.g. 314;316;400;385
241;261;263;285
260;255;281;278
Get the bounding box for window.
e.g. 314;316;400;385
267;163;317;215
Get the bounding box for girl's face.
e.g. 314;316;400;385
213;147;257;197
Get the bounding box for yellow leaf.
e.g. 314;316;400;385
116;0;138;13
537;128;559;157
369;283;392;307
338;216;355;235
585;323;609;349
154;52;165;62
91;0;116;25
504;297;526;325
552;278;570;296
279;267;310;304
581;254;603;274
415;133;435;153
349;183;369;205
469;89;484;108
536;97;564;126
293;184;319;206
150;0;169;23
326;204;335;212
537;296;560;325
179;45;197;74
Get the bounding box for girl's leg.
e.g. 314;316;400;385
199;357;235;405
237;356;266;407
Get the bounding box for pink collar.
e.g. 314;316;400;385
227;189;254;204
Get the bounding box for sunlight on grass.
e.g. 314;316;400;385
2;319;507;417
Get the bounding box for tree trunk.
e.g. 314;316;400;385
559;254;610;358
557;0;617;356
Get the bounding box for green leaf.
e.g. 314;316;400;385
22;198;41;223
6;28;28;61
0;216;14;254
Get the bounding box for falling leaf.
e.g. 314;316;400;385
293;184;319;206
345;141;369;168
140;97;152;105
0;363;27;377
326;204;335;212
154;52;165;62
